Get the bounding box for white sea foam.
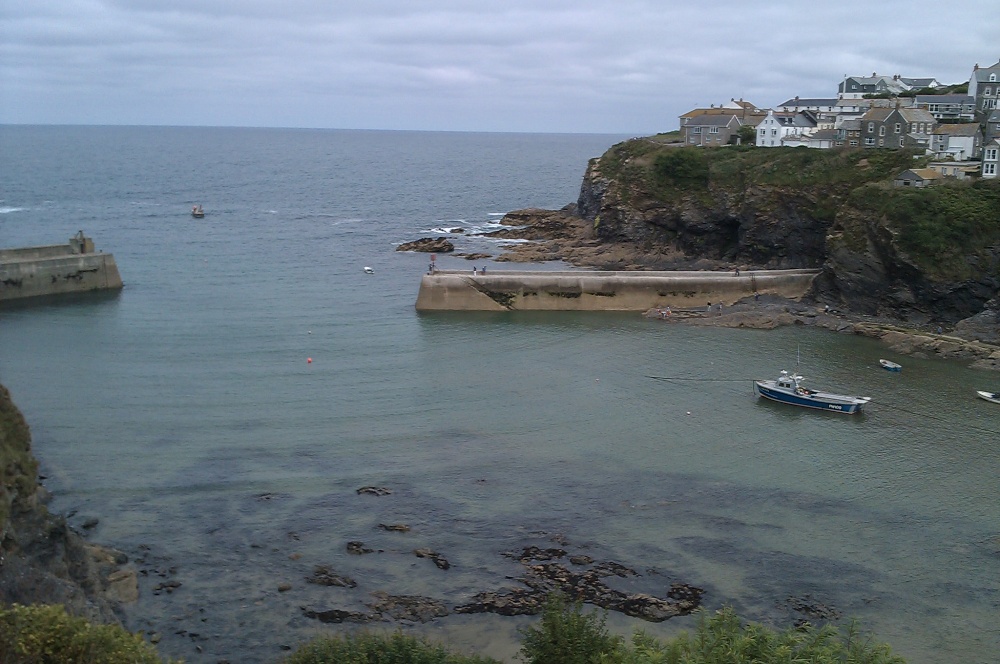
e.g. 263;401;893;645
0;206;25;214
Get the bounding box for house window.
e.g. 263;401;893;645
879;126;885;136
771;129;777;136
985;164;997;175
867;122;875;132
991;74;997;82
710;126;719;133
894;123;901;133
900;138;905;147
986;88;993;96
986;148;998;160
850;140;859;147
865;137;875;146
878;138;884;147
692;127;701;134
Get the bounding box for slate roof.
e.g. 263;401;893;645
931;124;981;136
914;94;974;105
971;61;1000;82
777;98;839;107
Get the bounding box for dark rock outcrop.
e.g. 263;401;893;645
396;238;454;253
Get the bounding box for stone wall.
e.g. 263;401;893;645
415;269;818;311
0;236;122;302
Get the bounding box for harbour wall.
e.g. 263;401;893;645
415;269;819;311
0;234;124;302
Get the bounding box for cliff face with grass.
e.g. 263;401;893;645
575;139;1000;326
0;384;132;624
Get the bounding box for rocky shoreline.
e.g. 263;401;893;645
479;207;1000;371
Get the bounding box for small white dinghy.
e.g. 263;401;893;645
976;390;1000;404
879;359;902;372
363;266;374;274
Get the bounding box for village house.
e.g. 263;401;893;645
755;110;818;147
893;168;942;187
984;110;1000;142
678;100;766;146
913;94;976;122
859;106;936;150
968;60;1000;117
838;73;926;99
926;161;981;180
782;129;841;149
930;123;982;160
982;138;999;179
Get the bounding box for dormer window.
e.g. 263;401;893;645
991;73;997;82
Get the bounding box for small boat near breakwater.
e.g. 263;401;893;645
879;359;902;372
753;370;871;414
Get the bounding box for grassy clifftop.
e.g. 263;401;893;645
586;140;1000;283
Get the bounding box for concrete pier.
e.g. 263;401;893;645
415;269;819;311
0;233;123;302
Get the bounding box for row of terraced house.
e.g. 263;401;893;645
678;59;1000;179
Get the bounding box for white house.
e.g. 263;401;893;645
983;138;1000;179
755;110;818;147
930;123;982;161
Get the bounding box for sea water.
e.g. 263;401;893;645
1;126;998;663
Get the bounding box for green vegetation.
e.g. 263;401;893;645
520;598;906;664
0;384;38;532
283;631;501;664
0;603;176;664
849;179;1000;279
519;593;622;663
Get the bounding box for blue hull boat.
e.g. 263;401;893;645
754;370;871;414
879;359;902;372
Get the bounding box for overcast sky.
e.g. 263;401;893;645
1;1;996;134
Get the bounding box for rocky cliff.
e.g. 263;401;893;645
569;139;1000;328
0;383;136;624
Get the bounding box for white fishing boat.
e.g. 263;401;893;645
976;390;1000;404
754;370;871;414
879;359;902;372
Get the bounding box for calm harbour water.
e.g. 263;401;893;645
1;126;998;663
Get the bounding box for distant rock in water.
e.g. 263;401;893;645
397;237;454;253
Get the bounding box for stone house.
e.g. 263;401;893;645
930;123;982;160
968;60;1000;118
859;106;936;150
679;103;766;146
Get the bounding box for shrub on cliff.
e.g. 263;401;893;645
0;603;174;664
284;631;501;664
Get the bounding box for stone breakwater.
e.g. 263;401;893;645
0;233;123;302
415;269;819;312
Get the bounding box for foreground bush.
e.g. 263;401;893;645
519;593;622;664
284;630;501;664
611;606;907;663
520;596;906;664
0;603;172;664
